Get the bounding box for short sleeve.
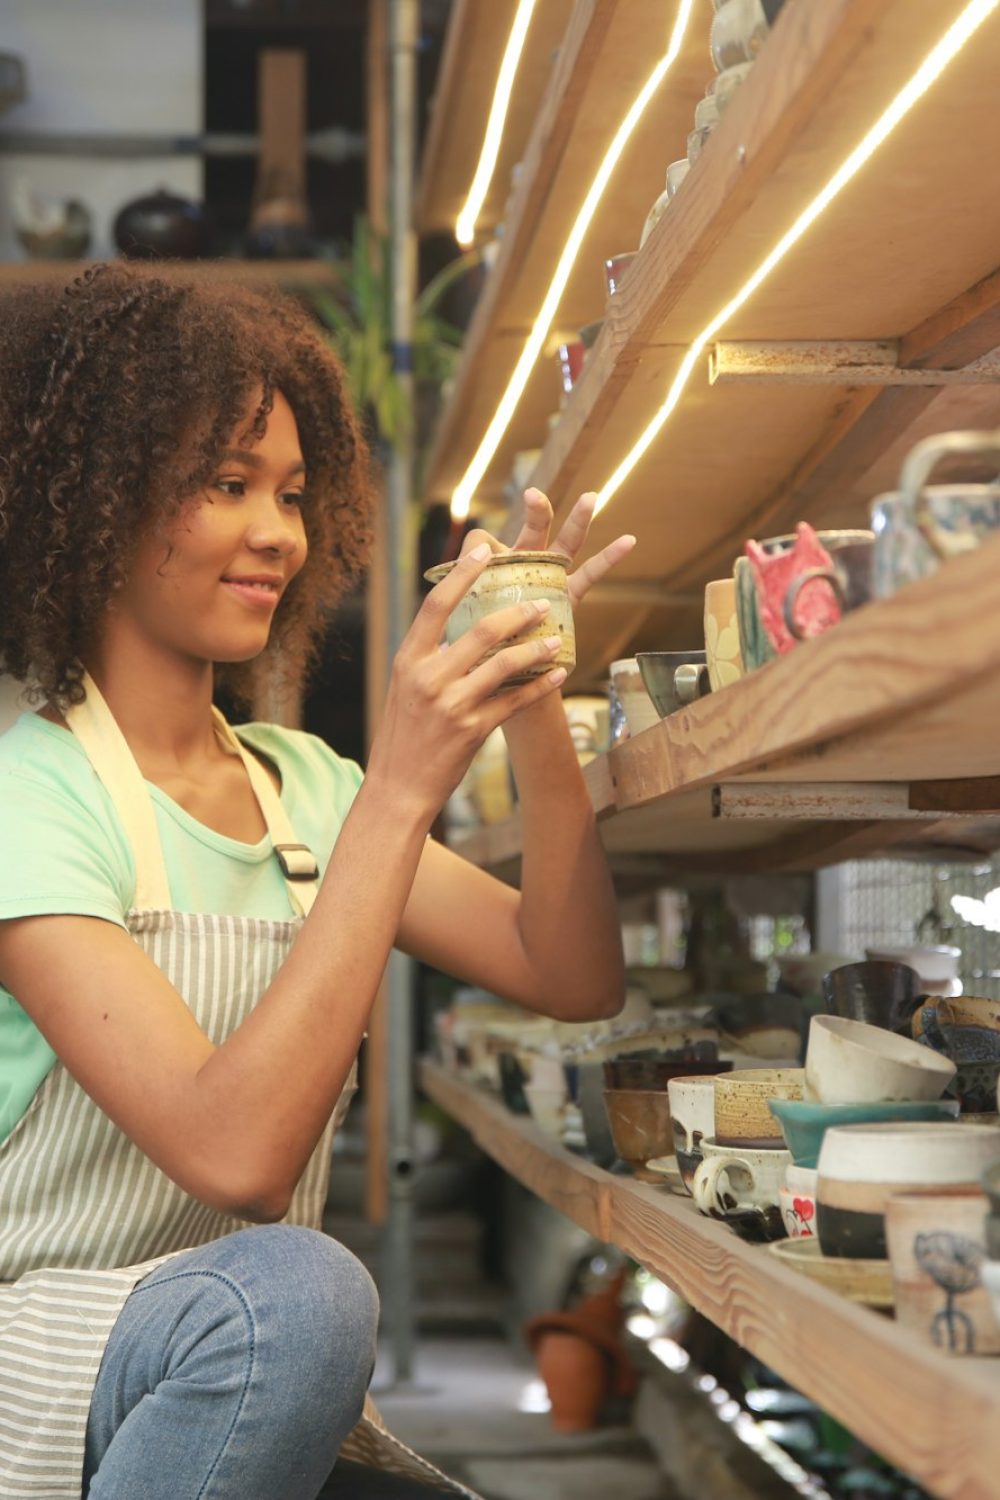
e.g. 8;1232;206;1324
0;769;133;929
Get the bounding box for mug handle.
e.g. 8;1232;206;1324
783;567;847;640
673;662;711;705
692;1154;756;1215
899;429;1000;561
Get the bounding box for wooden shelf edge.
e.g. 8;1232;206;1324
0;259;339;287
420;1061;1000;1500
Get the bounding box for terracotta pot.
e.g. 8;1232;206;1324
534;1329;611;1432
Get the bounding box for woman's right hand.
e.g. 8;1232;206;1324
366;543;567;821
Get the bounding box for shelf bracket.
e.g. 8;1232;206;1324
714;781;1000;822
708;340;1000;387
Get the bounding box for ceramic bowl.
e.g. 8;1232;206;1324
710;0;771;69
604;252;637;298
665;158;690;199
602;1088;674;1178
912;995;1000;1039
636;651;709;718
710;994;803;1060
886;1188;998;1355
608;658;660;737
576;1062;616;1168
769;1237;894;1308
821;960;922;1032
775;951;858;1000
866;945;961;985
692;1138;790;1242
714;1068;804;1147
805;1014;956;1106
768;1096;960;1168
817;1121;1000;1259
423;551;575;683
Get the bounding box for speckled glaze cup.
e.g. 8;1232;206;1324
424;550;575;684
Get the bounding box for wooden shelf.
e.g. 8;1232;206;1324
0;259;339;288
421;0;1000;679
417;0;575;236
422;0;711;506
448;541;1000;876
421;1061;1000;1500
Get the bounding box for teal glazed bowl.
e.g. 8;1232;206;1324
768;1097;960;1168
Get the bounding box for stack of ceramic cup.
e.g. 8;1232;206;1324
688;1067;805;1241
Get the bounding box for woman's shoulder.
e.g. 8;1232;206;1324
234;722;364;801
0;710;97;791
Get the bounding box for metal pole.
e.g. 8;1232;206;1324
384;0;419;1389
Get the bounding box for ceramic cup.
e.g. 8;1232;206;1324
424;551;575;684
714;1067;804;1148
912;995;1000;1039
817;1121;1000;1259
805;1014;956;1106
557;340;585;395
710;0;773;69
523;1083;566;1140
735;529;873;671
609;658;660;737
886;1187;999;1355
704;578;745;690
780;1163;818;1238
692;1138;791;1241
576;1061;616;1168
668;1075;719;1192
821;959;922;1032
768;1096;960;1169
871;429;1000;599
866;945;962;990
636;651;710;718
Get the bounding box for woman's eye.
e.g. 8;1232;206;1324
281;490;306;508
215;477;246;497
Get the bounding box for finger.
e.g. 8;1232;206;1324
443;596;553;678
457;527;505;558
567;533;637;608
481;665;568;732
463;632;564;700
510;487;553;552
411;543;494;652
551;490;598;563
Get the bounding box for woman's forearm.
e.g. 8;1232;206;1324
503;694;625;1020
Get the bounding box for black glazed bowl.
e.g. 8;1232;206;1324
822;960;922;1033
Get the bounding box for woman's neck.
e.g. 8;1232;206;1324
80;636;225;774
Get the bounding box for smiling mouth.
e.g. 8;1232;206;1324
221;578;282;608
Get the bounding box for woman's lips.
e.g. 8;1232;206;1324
221;579;281;611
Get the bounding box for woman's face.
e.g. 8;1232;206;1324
111;389;309;667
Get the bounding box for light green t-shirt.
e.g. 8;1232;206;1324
0;712;364;1142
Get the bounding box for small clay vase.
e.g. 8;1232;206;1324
534;1329;611;1432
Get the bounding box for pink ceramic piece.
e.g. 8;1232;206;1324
746;523;842;654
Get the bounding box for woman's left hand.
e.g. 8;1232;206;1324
458;487;636;608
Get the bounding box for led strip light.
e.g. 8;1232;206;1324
450;0;698;521
456;0;539;249
594;0;1000;514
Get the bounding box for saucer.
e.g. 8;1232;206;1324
769;1236;893;1308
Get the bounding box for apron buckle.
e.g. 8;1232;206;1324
274;843;320;881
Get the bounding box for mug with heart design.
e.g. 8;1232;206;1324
780;1163;817;1238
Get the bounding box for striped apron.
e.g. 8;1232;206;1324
0;675;479;1499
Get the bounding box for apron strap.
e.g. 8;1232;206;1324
65;672;319;918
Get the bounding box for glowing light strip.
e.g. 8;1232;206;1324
595;0;1000;513
456;0;539;248
450;0;697;520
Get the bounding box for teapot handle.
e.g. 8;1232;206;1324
899;429;1000;561
783;567;847;640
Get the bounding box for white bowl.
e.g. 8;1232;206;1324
818;1121;1000;1184
805;1014;955;1105
866;945;961;984
523;1084;566;1139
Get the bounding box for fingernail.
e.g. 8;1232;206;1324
533;599;551;615
468;543;491;561
548;668;568;686
543;635;561;651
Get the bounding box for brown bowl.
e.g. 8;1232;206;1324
603;1088;673;1178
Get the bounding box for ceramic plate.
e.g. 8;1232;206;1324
643;1157;689;1194
768;1236;894;1309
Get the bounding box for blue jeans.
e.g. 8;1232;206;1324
83;1225;453;1499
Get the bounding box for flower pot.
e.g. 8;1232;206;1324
534;1329;611;1432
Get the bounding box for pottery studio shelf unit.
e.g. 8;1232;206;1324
0;259;340;289
421;0;1000;683
416;0;575;237
420;1060;1000;1500
447;537;1000;880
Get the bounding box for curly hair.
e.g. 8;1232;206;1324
0;261;374;709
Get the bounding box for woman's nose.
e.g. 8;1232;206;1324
246;501;303;557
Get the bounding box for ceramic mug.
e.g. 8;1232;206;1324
710;0;776;69
735;528;873;670
692;1138;791;1241
886;1187;999;1355
714;1067;804;1148
609;658;659;737
604;252;637;298
704;578;745;690
780;1163;818;1238
667;1075;717;1192
424;551;575;683
871;429;1000;599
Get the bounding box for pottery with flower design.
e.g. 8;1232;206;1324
704;578;744;690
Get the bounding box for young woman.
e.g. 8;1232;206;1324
0;263;633;1499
